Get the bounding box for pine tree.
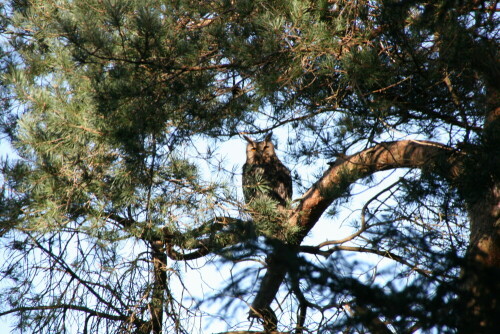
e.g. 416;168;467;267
1;0;498;333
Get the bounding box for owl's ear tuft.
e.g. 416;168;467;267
264;132;273;142
243;135;255;144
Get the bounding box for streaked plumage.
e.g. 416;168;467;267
242;133;292;209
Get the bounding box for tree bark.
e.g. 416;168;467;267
289;139;460;232
461;183;500;333
459;95;500;333
150;240;167;334
249;245;289;332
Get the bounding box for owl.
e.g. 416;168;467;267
242;133;292;209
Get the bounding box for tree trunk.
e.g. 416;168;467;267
460;183;500;333
460;96;500;332
459;85;500;333
150;240;167;334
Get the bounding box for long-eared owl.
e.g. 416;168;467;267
242;133;292;209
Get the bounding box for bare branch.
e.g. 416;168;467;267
317;178;403;247
299;245;432;277
0;304;128;322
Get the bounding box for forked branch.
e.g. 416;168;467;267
250;139;460;330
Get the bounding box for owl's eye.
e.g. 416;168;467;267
251;147;256;151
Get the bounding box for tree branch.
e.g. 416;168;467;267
249;139;460;327
299;244;432;277
164;217;251;261
29;234;128;319
290;139;460;233
0;304;127;321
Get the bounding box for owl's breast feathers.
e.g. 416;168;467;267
242;160;292;207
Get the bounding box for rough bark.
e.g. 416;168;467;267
459;92;500;333
461;183;500;333
249;244;291;332
150;240;167;334
289;140;460;232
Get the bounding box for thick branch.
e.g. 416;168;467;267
250;139;459;327
164;217;250;260
149;240;167;334
165;240;211;260
290;140;459;234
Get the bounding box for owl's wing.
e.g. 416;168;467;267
254;162;292;208
243;162;292;207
